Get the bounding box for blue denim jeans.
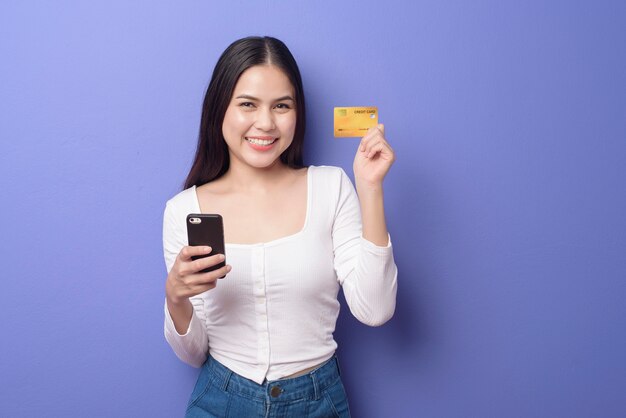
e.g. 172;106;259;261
185;355;351;417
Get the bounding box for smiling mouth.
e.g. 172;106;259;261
245;137;278;146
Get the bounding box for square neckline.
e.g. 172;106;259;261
191;166;313;248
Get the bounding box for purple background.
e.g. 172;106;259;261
2;1;626;417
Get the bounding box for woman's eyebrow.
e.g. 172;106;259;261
235;94;294;102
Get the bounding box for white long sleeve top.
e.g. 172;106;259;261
163;165;397;384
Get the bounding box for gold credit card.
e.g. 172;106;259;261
334;106;378;137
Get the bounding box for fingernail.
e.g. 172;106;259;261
226;265;232;271
219;254;225;260
205;246;212;252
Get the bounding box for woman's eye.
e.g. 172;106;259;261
275;103;291;110
239;102;255;108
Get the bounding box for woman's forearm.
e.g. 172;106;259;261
166;296;194;335
355;181;389;246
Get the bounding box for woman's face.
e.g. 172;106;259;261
222;65;297;170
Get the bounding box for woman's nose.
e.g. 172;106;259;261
254;108;276;131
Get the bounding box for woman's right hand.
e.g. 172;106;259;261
165;246;231;306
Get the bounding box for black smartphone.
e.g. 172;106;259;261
186;214;226;274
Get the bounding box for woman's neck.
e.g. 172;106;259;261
220;159;293;193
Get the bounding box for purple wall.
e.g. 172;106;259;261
2;1;625;417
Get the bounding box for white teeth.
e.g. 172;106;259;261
246;137;276;146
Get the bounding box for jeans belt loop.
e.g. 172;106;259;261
334;355;342;376
221;368;233;392
310;371;321;400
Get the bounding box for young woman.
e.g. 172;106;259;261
163;36;398;417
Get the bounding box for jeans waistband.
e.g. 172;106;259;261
205;355;341;402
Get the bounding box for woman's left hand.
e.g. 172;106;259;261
353;124;395;188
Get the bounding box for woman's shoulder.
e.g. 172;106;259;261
309;165;355;205
165;186;198;214
309;164;349;181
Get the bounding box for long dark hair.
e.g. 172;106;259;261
184;36;306;189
